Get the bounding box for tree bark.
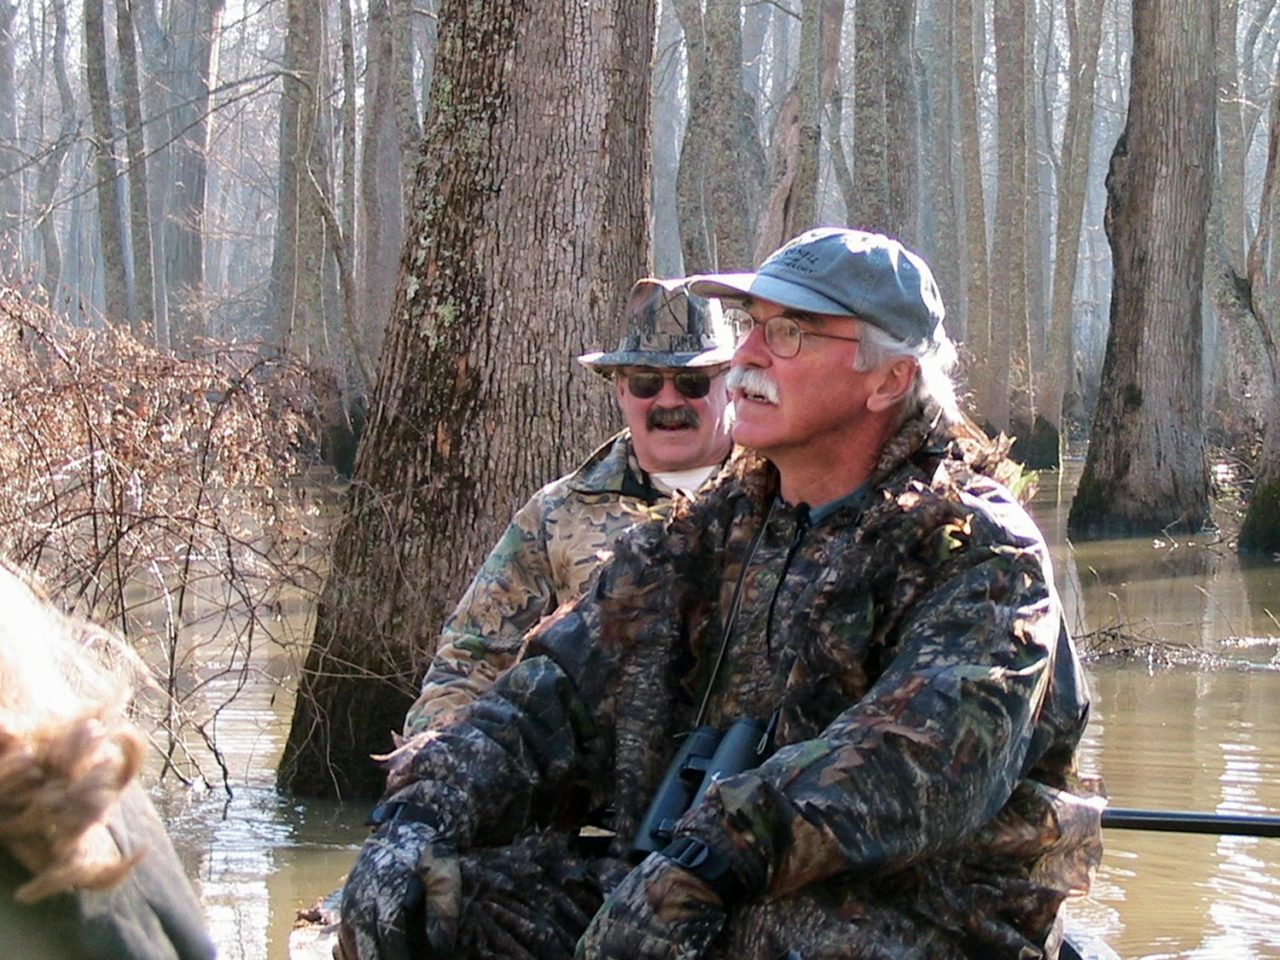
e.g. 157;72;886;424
1068;0;1216;539
279;0;655;798
84;0;130;326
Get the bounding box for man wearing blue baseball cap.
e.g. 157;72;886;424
339;229;1102;960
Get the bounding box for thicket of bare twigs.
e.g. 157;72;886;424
0;289;333;792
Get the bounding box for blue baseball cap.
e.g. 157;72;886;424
687;228;945;344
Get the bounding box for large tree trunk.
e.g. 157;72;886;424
1068;0;1216;539
279;0;655;798
84;0;130;326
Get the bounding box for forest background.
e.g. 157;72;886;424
0;0;1274;796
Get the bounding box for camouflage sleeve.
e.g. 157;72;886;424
381;601;619;848
379;515;699;851
678;492;1070;898
403;494;558;736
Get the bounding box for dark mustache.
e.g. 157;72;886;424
648;407;700;429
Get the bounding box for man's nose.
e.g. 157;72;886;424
732;324;771;366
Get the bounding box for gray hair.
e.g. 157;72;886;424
853;320;961;423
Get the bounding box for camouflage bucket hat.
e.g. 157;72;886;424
578;278;734;373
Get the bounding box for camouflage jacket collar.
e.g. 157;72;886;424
728;403;1025;512
565;430;661;502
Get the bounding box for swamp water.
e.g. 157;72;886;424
156;465;1280;959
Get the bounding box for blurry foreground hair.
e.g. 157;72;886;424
0;561;147;903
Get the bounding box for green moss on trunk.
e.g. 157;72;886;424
1239;476;1280;556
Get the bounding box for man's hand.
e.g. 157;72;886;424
576;852;727;960
336;820;459;960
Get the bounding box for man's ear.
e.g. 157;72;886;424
866;357;919;413
615;375;626;401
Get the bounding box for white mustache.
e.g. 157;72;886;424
725;366;780;404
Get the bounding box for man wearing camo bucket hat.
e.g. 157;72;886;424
403;278;734;735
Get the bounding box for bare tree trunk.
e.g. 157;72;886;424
391;0;421;186
0;1;20;276
1237;59;1280;555
918;0;962;331
849;0;888;229
271;0;331;363
1216;0;1247;270
115;0;156;339
34;0;76;303
279;0;655;798
884;0;919;242
673;0;765;272
1040;0;1106;462
157;0;224;349
990;0;1030;436
652;0;686;276
1205;0;1271;444
84;0;130;326
358;0;402;372
1069;0;1216;538
955;0;992;421
754;0;822;259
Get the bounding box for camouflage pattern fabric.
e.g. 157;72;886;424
353;404;1103;960
403;431;675;735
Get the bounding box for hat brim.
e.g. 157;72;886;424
577;344;734;373
689;272;856;317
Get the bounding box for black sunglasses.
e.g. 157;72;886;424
624;369;714;400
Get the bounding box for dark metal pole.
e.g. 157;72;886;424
1103;807;1280;838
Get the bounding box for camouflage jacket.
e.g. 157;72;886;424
404;431;675;735
383;407;1103;955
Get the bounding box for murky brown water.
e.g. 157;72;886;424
158;464;1280;959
